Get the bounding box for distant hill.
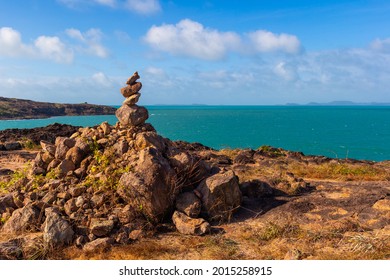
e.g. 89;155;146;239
0;97;116;120
286;101;390;106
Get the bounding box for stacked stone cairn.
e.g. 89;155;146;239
115;72;149;127
0;72;245;258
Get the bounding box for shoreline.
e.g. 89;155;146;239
0;122;388;163
0;120;389;260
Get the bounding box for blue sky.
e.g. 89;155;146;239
1;0;390;105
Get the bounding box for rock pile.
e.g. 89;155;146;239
0;72;245;258
115;72;149;127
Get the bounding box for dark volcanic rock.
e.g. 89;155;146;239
0;123;80;145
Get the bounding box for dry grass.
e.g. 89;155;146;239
288;162;390;181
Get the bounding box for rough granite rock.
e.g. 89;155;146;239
115;105;149;127
0;240;22;260
40;140;56;156
123;93;141;106
196;170;242;222
120;83;142;98
126;71;140;85
2;205;41;233
43;208;74;247
135;131;166;151
172;211;210;235
0;194;17;214
175;192;201;218
83;237;113;252
89;218;115;237
117;148;175;222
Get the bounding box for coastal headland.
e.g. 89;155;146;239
0;73;389;260
0;97;116;120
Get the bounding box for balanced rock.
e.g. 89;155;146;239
126;71;140;85
116;105;148;127
120;83;142;98
116;72;149;127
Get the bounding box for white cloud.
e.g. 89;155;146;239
0;73;122;104
144;19;302;60
144;19;241;60
0;27;73;63
34;36;74;63
94;0;116;7
274;62;298;81
125;0;161;15
0;27;33;57
248;30;301;54
65;28;109;58
92;72;112;86
370;38;390;53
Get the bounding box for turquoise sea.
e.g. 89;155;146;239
1;106;390;162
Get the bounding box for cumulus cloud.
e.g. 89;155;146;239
0;27;73;63
65;28;109;58
125;0;161;15
144;19;302;60
34;36;74;63
370;38;390;53
144;19;241;60
0;27;32;57
92;72;112;86
274;61;298;81
0;73;122;104
248;30;301;54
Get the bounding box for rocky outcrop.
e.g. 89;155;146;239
0;123;79;150
0;97;116;120
2;205;42;234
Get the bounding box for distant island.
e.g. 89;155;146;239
286;100;390;106
0;97;116;120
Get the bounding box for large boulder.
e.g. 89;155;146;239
196;170;242;222
0;194;17;214
42;208;74;247
65;147;84;167
175;192;201;218
40;140;56;156
172;211;210;235
115;105;148;127
55;137;75;159
135;131;166;151
2;205;41;233
117;148;175;222
89;218;115;237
